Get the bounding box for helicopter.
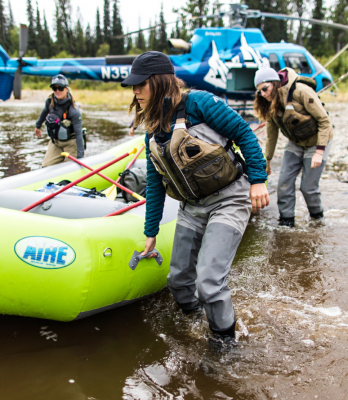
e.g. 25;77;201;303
1;3;347;102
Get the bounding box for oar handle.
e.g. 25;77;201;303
116;144;146;184
21;149;136;212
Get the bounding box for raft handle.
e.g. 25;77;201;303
103;248;113;257
129;249;163;270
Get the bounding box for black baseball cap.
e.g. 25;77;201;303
121;51;175;87
50;74;69;88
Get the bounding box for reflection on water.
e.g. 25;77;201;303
0;101;348;399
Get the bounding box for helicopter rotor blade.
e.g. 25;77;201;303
114;12;227;39
257;12;348;31
19;24;28;58
13;66;22;100
114;7;348;40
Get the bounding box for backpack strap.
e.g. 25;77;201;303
176;92;188;120
287;80;296;103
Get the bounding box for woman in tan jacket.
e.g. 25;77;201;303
254;66;333;227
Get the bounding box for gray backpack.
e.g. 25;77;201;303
118;166;147;202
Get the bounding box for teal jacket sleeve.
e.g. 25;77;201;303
144;133;166;238
186;91;267;185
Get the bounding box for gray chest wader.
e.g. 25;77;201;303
148;94;245;202
279;80;318;143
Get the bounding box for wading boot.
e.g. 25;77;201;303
279;216;295;228
209;320;237;348
310;211;324;219
178;302;203;316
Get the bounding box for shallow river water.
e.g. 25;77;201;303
0;98;348;400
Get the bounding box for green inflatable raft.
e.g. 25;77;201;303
0;135;178;321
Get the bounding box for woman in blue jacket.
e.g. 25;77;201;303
122;52;269;345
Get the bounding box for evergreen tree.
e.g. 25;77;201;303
6;0;15;54
54;4;67;54
330;0;348;52
210;0;224;28
55;0;75;55
0;0;7;47
136;19;146;51
95;7;103;51
96;42;109;56
148;19;158;50
42;12;52;58
137;30;146;51
8;24;18;56
35;5;43;57
170;12;190;42
7;0;13;30
244;0;289;43
307;0;325;56
85;23;95;57
103;0;111;46
111;0;124;55
181;0;210;31
26;0;36;51
157;4;167;52
74;8;86;57
126;34;132;53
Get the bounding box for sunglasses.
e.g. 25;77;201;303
52;86;65;92
257;84;271;96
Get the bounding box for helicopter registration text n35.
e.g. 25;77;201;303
101;66;131;80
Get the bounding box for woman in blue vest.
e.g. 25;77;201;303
35;74;84;167
122;52;269;346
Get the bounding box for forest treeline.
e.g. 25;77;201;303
0;0;347;62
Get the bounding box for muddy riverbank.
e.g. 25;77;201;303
0;97;347;400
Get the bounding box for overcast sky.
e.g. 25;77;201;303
13;0;188;39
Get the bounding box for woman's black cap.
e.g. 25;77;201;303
50;74;69;88
121;51;175;87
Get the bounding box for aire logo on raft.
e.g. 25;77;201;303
14;236;76;269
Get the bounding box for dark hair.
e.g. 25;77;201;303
129;74;185;134
253;81;282;121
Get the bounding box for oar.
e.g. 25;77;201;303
103;144;146;200
104;199;147;217
21;149;137;212
61;152;145;202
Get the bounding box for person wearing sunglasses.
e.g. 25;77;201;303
254;65;333;227
35;74;84;167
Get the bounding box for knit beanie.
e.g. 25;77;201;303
254;66;280;88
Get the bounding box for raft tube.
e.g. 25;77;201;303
0;135;179;321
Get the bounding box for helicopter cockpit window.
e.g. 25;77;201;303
283;53;312;74
269;54;280;71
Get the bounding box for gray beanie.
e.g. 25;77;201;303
254;66;280;88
